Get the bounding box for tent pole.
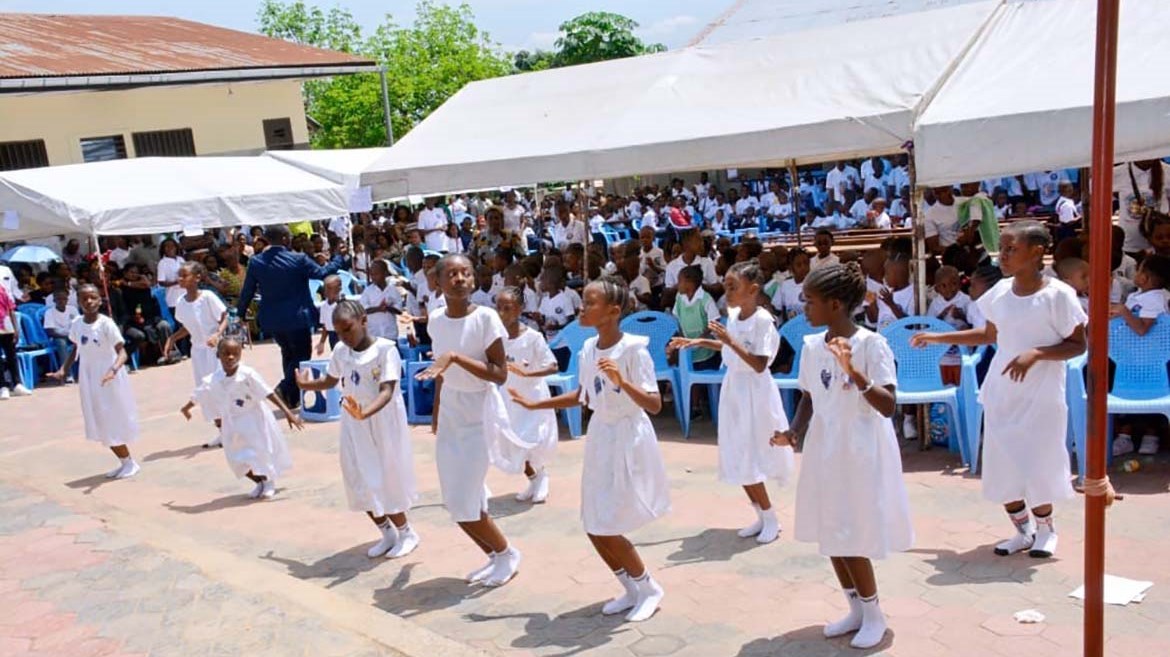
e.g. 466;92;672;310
907;146;925;315
379;67;395;147
1085;1;1119;656
786;160;801;247
579;181;589;282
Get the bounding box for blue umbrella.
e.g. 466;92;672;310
0;244;61;265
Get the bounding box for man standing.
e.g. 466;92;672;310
237;225;346;410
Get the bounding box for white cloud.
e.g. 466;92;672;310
636;14;699;41
524;30;560;50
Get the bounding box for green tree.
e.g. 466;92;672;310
513;49;555;72
552;12;666;68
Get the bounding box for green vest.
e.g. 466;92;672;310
957;194;1000;253
674;290;716;363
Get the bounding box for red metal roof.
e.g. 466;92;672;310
0;13;376;79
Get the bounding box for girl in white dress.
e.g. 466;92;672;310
672;261;794;544
47;285;141;479
913;221;1086;559
416;255;528;587
165;262;227;448
496;287;560;503
180;337;298;499
774;263;912;650
296;300;420;559
510;277;671;623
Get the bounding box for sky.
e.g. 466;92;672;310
0;0;724;52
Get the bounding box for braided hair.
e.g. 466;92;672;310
803;262;866;312
587;275;631;316
1004;219;1052;251
496;285;525;306
179;260;206;278
727;259;765;285
216;334;245;357
331;298;367;325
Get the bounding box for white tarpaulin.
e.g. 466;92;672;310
361;1;999;197
914;0;1170;186
0;156;349;241
264;147;390;192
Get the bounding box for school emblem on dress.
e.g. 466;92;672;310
235;398;246;407
81;335;89;345
350;370;361;386
820;369;832;389
555;307;564;314
371;367;382;381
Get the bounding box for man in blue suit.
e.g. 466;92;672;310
237;225;346;409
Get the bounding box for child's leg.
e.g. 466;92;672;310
106;445;139;479
994;500;1036;556
460;513;520;587
516;461;538;501
365;511;398;558
1114;418;1136;456
1029;503;1057;558
589;534;638;615
824;556;863;638
739;483;780;542
839;557;887;648
596;535;662;622
386;512;420;558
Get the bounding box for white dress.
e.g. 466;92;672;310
327;338;415;516
69;315;139;447
192;365;293;479
794;329;913;559
175;290;227;420
977;278;1086;506
500;327;559;470
579;334;671;536
430;306;533;521
718;308;795;486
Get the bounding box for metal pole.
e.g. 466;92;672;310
787;160;802;248
907;146;925;315
379;67;395;147
1085;1;1120;655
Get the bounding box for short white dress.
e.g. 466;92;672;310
500;326;559;471
192;365;293;479
327;338;416;516
976;278;1086;506
718;307;795;486
175;290;226;420
430;306;534;521
69;315;139;447
579;334;671;536
794;328;913;559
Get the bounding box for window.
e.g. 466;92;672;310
0;139;49;171
262;117;294;150
132;128;196;157
80;135;127;162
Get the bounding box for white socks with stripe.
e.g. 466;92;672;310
994;508;1035;556
602;569;638;615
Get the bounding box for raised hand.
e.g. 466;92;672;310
909;333;934;348
415;353;454;381
341;395;365;421
597;358;624;388
294;368;317;388
707;320;730;343
826;337;856;376
507;387;536;409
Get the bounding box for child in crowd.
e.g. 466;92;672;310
43;288;79;383
537;265;579;341
1055;258;1090;313
157;238;185;315
1110;254;1170;456
164;262;228;448
0;284;28;400
913;221;1086;559
672;261;793;543
619;246;653;311
811;230;840;270
315;275;344;355
182;337;298;500
859;250;887;329
48;285;141;479
296;300;420;559
471;265;496;308
360;260;402;341
773;249;811;321
510;277;670;622
869;253;912;332
416;255;524;587
672;266;721;370
497;287;560;503
926;266;971;385
638;227;667;296
774;262;912;649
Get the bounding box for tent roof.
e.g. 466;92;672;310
0;157;348;241
361;1;999;198
264;148;391;191
915;0;1170;186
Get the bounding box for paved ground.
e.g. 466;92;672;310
2;342;1169;657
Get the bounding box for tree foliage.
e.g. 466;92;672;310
552;12;666;68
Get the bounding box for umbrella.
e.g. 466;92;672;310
0;244;61;265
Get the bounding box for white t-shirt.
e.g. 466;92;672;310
810;253;840;271
470;288;495;309
317;298;339;332
771;278;805;321
428;306;506;392
639;246;667;287
43;304;79;335
502;205;524;232
923;202;961;248
1114;162;1170;253
826;168;849;203
328;215;352;240
849;199;869;224
157;256;185;307
1114;253;1138;282
641;209;659;230
664;255;718;288
550;220;587;250
538;290;580;338
1055;196;1079;224
418;208;449;252
1125;288;1170;319
875;285;914;330
927;291;972;330
735;197;760;216
723;307;780;373
870;211;892;229
359;282;402;340
174;291;227;345
1037;171;1069;206
628;275;652;311
0;265;21;305
327;337;401;406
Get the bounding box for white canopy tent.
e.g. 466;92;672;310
914;0;1170;186
264;147;396;208
361;1;1000;198
0;156;350;242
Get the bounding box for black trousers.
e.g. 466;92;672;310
272;329;312;408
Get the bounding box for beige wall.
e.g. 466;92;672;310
0;79;309;165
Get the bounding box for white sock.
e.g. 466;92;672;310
737;504;763;538
366;521;398;558
388;523;420;558
756;507;781;544
106;459;126;478
516;473;536;502
531;470;550;503
994;508;1035;556
824;589;863;637
602;569;638;615
467;552;496;583
1030;512;1058;558
259;479;276;499
484;545;521;587
625;572;664;622
114;458;139;479
850;594;888;649
247;480;265;499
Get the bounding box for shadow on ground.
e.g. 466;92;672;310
261;544;389;589
737;623;893;656
372;562;491;618
466;602;631;657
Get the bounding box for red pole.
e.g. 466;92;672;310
1085;1;1120;655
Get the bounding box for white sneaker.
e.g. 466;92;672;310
851;596;888;649
0;387;10;400
737;505;763;538
483;547;521;587
466;553;496;584
64;376;75;384
602;571;638;615
247;481;265;499
530;472;550;504
1113;433;1135;457
515;476;535;502
756;509;781;544
259;480;276;500
994;531;1035;556
203;435;223;449
105;462;125;478
1138;435;1160;456
625;575;664;622
1030;520;1058;559
387;527;419;558
824;589;863;638
902;416;918;440
115;459;140;479
366;524;398;558
11;384;31;397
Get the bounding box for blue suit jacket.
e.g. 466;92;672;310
237;246;343;332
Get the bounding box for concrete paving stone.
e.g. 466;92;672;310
628;634;686;657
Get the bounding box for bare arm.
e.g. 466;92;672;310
508;388;581;410
267;391;304;430
344;381;398;419
294;367;339;391
708;321;768;373
420;338;509;385
913;322;998;347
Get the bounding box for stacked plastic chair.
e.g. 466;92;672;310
774;314;817;421
14;311;57;390
404;360;435;425
298;358;341;422
621;311;682;425
545;319;596;437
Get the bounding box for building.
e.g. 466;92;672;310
0;13;378;170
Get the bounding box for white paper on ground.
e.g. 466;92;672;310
1069;575;1153;605
1013;609;1045;623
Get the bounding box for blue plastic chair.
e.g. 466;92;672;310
881;316;969;464
298;359;341;422
675;344;725;438
621;311;682;424
545;320;596;438
956;345;990;473
1068;316;1170;478
338;270;363;295
774;314;817;420
308;278;324;302
152;287;177;330
404;360;435;425
14;311;57;389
